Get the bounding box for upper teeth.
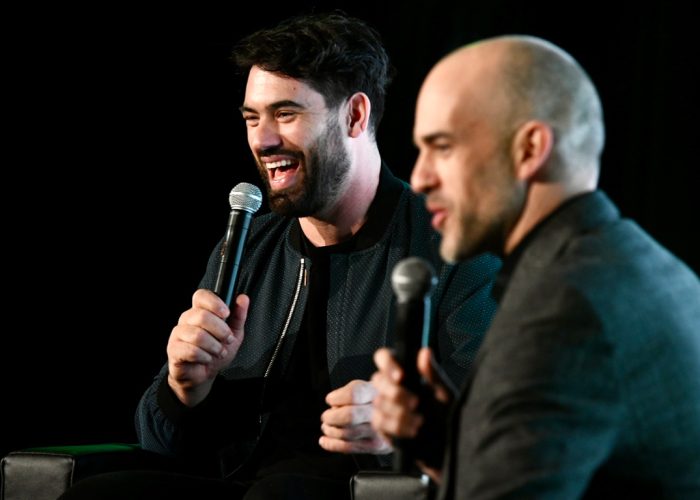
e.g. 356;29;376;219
265;159;294;169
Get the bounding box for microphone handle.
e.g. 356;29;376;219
213;209;252;307
392;297;426;473
394;298;424;394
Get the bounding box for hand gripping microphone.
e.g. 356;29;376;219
213;182;262;308
390;256;437;474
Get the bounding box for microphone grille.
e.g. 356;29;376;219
229;182;263;214
391;257;437;302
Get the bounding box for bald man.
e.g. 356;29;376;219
371;35;700;499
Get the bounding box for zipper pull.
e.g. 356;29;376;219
302;258;308;287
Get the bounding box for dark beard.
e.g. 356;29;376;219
261;117;351;217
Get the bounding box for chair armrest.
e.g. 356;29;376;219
1;443;171;500
350;470;432;500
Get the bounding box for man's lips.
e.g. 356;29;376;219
426;202;448;231
261;157;301;189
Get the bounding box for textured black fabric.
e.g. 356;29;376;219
57;470;349;500
57;470;243;499
250;230;360;480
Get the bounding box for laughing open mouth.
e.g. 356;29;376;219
264;158;301;188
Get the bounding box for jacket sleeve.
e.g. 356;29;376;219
133;240;262;473
135;365;265;473
432;252;501;388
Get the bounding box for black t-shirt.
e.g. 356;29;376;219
250;166;404;480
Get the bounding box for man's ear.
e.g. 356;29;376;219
346;92;371;138
511;120;553;180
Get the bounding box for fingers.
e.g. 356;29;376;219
192;289;230;319
321;420;375;441
373;347;403;382
371;399;424;439
418;347;452;404
319;433;392;455
416;460;443;484
320;380;391;455
371;374;423;437
165;291;250;408
167;325;221;364
167;290;250;384
319;407;393;455
228;294;249;338
371;348;424;439
171;323;232;360
325;379;376;407
417;347;433;381
321;401;373;428
181;290;235;346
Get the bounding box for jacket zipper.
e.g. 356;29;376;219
263;257;306;378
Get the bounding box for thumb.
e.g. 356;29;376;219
228;294;249;339
417;347;452;404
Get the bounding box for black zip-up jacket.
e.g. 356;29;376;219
135;166;501;477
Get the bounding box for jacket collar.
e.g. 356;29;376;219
288;162;406;253
492;190;619;303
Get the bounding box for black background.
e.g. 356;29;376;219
3;1;697;459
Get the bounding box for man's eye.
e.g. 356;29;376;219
242;115;259;126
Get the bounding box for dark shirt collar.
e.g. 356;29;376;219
491;192;593;303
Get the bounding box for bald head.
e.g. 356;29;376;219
420;35;605;187
412;35;607;259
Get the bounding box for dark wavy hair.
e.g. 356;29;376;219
232;11;394;135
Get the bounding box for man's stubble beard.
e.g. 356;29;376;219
444;148;525;262
260;117;351;218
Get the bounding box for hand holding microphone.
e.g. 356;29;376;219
167;182;261;407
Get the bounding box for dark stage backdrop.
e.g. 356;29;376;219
3;1;696;460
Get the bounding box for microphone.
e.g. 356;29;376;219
213;182;262;308
390;256;437;474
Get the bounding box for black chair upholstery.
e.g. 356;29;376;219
350;470;431;500
1;444;430;500
0;444;171;500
